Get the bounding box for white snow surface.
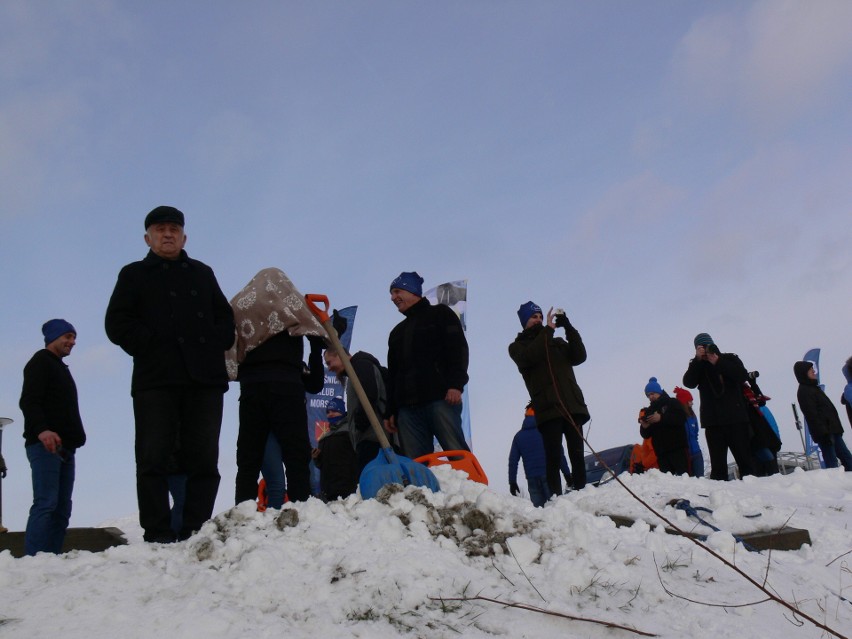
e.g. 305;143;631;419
1;467;850;639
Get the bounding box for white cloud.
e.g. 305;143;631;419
668;0;852;129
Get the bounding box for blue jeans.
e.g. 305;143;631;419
397;400;467;460
261;432;287;509
526;475;554;508
816;434;852;471
25;443;75;555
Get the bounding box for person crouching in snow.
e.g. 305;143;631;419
312;396;359;501
639;378;689;475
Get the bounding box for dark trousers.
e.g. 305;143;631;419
705;422;754;480
133;387;223;542
235;385;311;505
656;447;689;475
538;416;586;494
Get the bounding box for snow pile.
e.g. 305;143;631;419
1;467;850;638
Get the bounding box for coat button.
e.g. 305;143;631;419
199;337;206;344
190;290;198;296
197;312;204;318
177;337;185;344
170;291;177;297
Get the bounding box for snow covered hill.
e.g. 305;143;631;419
1;467;849;639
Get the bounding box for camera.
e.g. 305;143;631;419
706;344;720;356
748;370;759;381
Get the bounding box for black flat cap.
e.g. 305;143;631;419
144;205;185;229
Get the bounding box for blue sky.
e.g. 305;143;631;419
1;1;850;531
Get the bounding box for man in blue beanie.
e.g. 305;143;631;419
683;332;753;480
105;206;235;542
19;319;87;554
384;271;470;459
509;302;589;495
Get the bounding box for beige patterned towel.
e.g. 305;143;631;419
225;267;328;380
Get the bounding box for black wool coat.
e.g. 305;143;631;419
20;349;87;449
105;249;235;394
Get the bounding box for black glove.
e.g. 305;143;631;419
554;313;573;330
509;481;520;496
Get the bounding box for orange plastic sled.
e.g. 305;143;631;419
414;450;489;485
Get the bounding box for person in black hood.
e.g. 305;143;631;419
324;346;390;473
794;360;852;471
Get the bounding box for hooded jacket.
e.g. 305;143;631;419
509;323;589;425
335;351;386;449
794;361;843;438
508;413;571;482
841;363;852;428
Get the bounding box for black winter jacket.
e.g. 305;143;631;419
508;323;589;425
682;353;750;428
794;363;843;438
640;391;688;456
105;249;235;394
386;299;468;414
20;349;87;449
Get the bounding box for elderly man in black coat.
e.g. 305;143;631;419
105;206;235;543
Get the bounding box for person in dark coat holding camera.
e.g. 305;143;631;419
795;360;852;470
682;332;753;480
105;206;235;543
639;378;689;475
509;302;589;494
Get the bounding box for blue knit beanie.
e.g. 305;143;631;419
644;377;664;396
326;396;346;416
517;301;542;328
693;333;714;347
389;271;424;297
42;319;76;345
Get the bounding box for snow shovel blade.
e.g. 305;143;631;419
359;447;440;500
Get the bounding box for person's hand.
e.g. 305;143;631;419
554;312;572;330
384;416;398;434
546;307;557;329
695;345;706;360
445;388;462;405
509;481;520;496
38;430;62;454
311;447;320;460
644;412;661;424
